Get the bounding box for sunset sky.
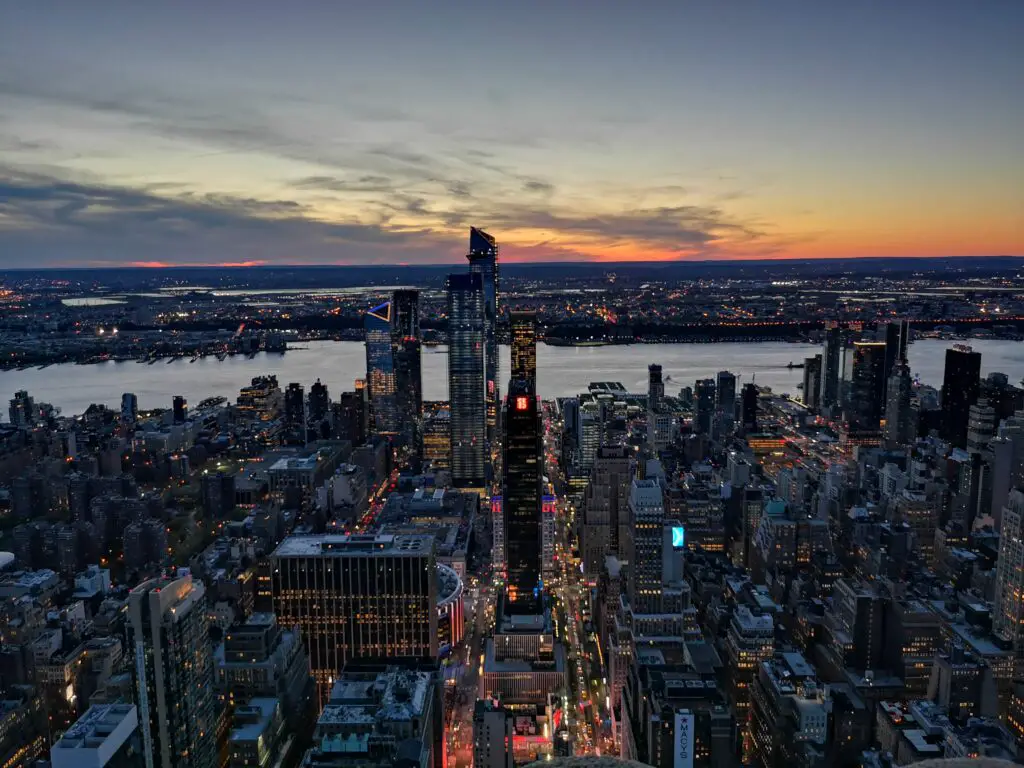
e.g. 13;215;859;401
1;1;1022;267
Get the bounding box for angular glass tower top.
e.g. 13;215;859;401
469;226;496;256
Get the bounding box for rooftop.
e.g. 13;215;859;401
272;533;433;558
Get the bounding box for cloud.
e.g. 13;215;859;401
289;175;397;193
0;167;456;266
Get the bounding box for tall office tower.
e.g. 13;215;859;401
884;359;914;448
993;489;1024;665
883;319;910;381
284;382;305;444
308;379;329;422
270;534;438;701
364;300;398;436
694;378;716;435
121;392;138;426
819;323;843;409
128;573;217;768
803;355;822;410
990;411;1024;526
725;606;774;736
717;370;737;431
582;445;632;579
626;478;665;615
648;364;664;411
846;341;887;436
392;289;423;448
741;383;759;434
967;398;996;454
172;395;187;424
510;310;537;385
502;380;543;613
941;345;982;448
466;227;500;445
447;272;488;487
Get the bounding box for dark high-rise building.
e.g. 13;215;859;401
884;359;914;448
717;370;737;432
883;319;910;381
847;341;887;435
942;345;982;448
466;228;499;446
803;354;822;410
308;379;329;422
819;323;842;409
9;389;34;426
447;272;487;488
648;364;664;412
392;289;422;449
335;390;367;445
172;395;187;424
129;574;218;768
741;383;759;434
694;378;716;435
284;380;303;442
510;310;537;385
502;380;543;613
364;300;398;435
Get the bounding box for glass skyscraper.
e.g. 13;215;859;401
392;289;422;449
510;310;537;385
466;228;499;446
942;345;982;448
447;272;487;487
364;300;398;435
847;341;887;436
502;378;543;613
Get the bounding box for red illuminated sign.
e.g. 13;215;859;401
515;396;529;411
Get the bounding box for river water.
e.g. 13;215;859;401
2;339;1022;416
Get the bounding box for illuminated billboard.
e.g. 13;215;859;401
671;526;686;549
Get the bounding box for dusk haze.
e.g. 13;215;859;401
1;1;1022;267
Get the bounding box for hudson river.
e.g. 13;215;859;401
2;339;1022;416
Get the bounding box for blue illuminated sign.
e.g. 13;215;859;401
671;527;686;549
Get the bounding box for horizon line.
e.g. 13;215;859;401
1;254;1022;272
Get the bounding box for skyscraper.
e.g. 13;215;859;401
741;383;759;434
942;345;982;448
284;382;305;444
994;489;1024;661
121;392;138;426
466;228;499;446
819;323;842;409
510;310;537;385
694;378;716;435
884;359;913;448
626;478;664;614
392;289;423;449
648;364;664;411
172;395;187;424
308;379;329;422
270;534;438;702
582;445;632;579
502;379;543;613
128;573;217;768
803;355;822;410
716;370;737;432
883;319;910;381
364;300;398;436
447;272;487;488
847;341;887;436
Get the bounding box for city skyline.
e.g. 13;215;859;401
1;2;1022;268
